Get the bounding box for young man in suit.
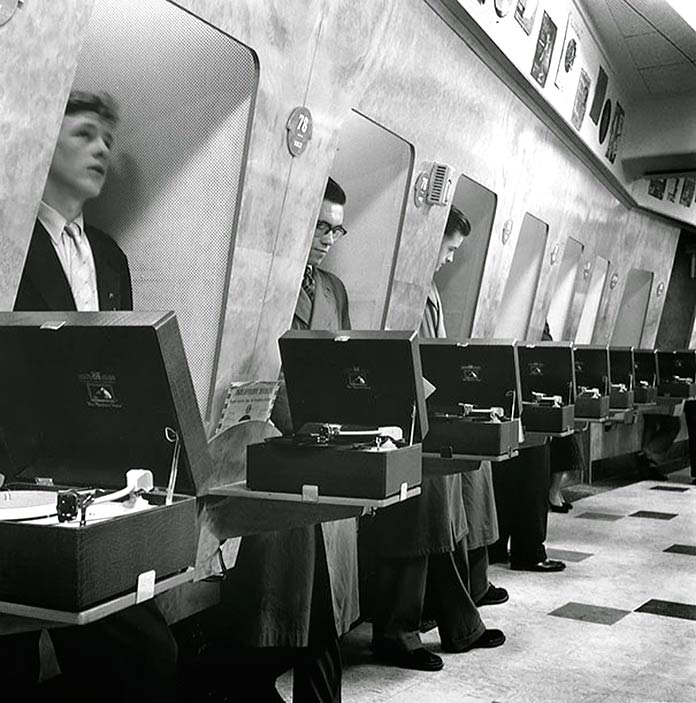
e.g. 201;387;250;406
218;177;355;703
14;90;131;312
365;206;505;673
9;90;177;702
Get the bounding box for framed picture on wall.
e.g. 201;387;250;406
589;65;608;125
666;177;680;203
647;178;666;200
571;68;591;130
514;0;539;34
531;11;557;88
555;14;581;92
605;101;625;164
680;178;696;207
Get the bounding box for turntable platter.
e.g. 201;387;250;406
0;491;57;521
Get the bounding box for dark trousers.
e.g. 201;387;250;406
641;414;681;469
216;525;342;703
490;444;550;566
468;546;490;604
372;536;485;653
684;400;696;478
1;602;177;702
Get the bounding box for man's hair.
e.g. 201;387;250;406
445;205;471;239
65;90;120;126
324;177;346;205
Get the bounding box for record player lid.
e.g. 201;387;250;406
573;344;610;390
419;338;522;417
656;349;696;379
609;347;635;386
279;330;428;441
516;342;575;402
0;311;211;495
634;348;658;384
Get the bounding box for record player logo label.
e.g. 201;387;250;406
79;371;122;408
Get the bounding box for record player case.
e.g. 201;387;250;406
573;345;611;420
418;339;521;461
0;312;211;618
246;330;427;501
657;349;696;399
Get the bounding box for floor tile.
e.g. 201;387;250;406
634;599;696;621
650;485;689;492
549;601;631;625
663;544;696;556
629;510;678;520
575;511;624;521
545;547;593;562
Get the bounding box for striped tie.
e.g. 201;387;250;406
64;223;98;311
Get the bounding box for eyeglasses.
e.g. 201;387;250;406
315;220;347;242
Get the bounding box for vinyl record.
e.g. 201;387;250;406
494;0;514;18
0;490;57;521
598;99;612;144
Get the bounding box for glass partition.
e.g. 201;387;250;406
611;268;654;346
321;111;413;330
547;237;584;340
73;0;257;416
495;213;549;339
575;256;610;344
436;175;497;338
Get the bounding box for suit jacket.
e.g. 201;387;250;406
222;266;359;648
366;282;468;557
13;220;133;311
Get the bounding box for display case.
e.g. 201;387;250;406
633;348;659;405
657;349;696;399
573;345;611;420
517;342;575;436
608;347;635;410
418;339;521;462
245;330;426;502
0;312;211;622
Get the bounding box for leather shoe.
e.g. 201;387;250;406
373;646;443;671
511;558;566;572
476;584;509;606
443;628;506;653
563;500;574;510
549;501;570;513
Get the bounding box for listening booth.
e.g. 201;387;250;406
0;312;210;623
517;342;576;436
656;349;696;399
573;345;611;421
419;339;522;463
608;347;636;410
633;348;659;405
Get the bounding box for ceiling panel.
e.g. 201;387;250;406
625;32;687;68
605;0;654;37
640;62;696;95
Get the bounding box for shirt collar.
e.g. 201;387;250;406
38;201;85;245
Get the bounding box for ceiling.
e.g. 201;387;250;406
581;0;696;99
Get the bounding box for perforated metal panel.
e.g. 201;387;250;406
74;0;257;416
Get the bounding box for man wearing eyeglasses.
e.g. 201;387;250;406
293;177;350;330
219;177;354;703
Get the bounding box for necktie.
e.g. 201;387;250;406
302;265;315;302
64;223;98;311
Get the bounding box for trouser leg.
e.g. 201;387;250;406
489;462;512;562
50;601;177;703
467;546;490;603
371;555;427;653
293;525;342;703
684;401;696;478
509;444;549;565
426;550;485;651
0;631;40;689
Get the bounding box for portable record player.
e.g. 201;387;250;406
0;312;210;621
633;348;659;405
517;342;575;435
656;349;696;399
245;330;427;501
609;347;635;409
573;345;611;420
418;339;521;461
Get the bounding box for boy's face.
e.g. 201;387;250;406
47;111;115;203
